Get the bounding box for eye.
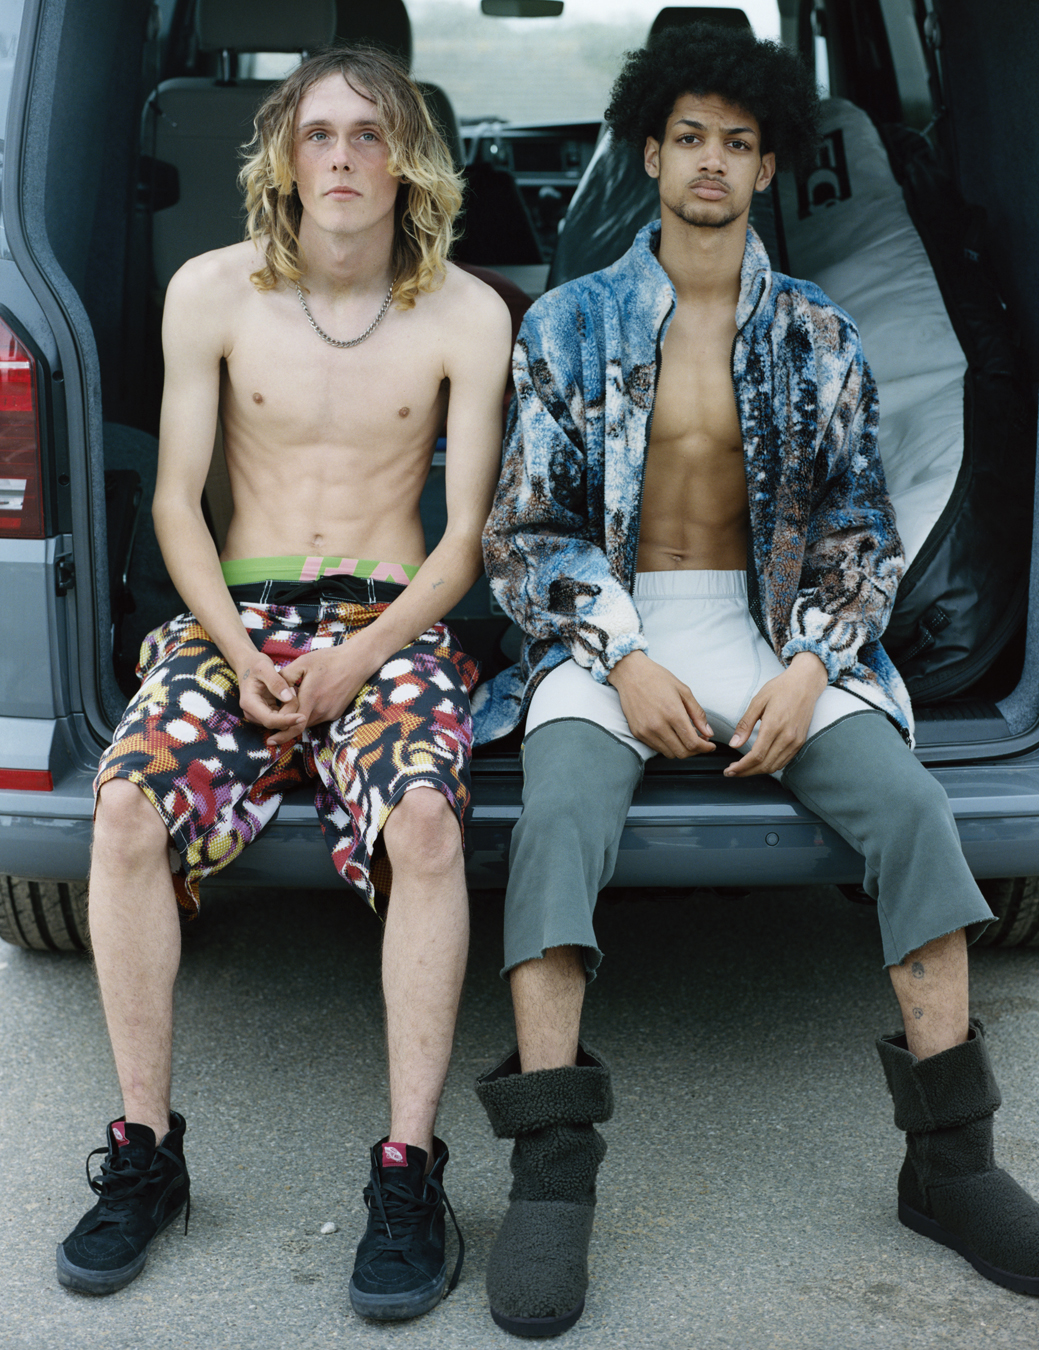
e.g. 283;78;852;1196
358;131;379;143
729;139;752;151
309;130;329;142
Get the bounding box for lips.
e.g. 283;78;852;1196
326;186;360;199
691;179;728;199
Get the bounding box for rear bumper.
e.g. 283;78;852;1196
2;754;1039;890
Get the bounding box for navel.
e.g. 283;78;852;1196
252;392;264;404
398;406;410;418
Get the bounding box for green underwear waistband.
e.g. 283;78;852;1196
220;555;420;587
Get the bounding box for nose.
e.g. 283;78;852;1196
698;137;727;174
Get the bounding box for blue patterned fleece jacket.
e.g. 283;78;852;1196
473;222;913;746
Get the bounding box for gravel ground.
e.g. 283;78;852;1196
1;883;1038;1349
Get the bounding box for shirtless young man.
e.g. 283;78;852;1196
474;24;1039;1339
56;48;510;1320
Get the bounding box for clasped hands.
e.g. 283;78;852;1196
607;649;828;776
235;642;375;750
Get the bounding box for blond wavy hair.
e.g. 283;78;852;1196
239;46;462;309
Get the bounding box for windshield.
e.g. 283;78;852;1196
409;0;780;124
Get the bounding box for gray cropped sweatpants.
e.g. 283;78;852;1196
502;572;994;976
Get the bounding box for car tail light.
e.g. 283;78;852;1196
0;769;53;790
0;317;43;537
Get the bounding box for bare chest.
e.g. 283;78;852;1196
223;302;446;447
648;308;744;468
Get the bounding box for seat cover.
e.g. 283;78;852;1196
777;99;1032;700
777;98;966;568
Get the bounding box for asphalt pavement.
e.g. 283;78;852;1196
2;883;1038;1349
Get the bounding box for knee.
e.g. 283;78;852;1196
893;768;955;836
517;775;580;830
866;770;958;868
518;739;634;841
522;724;639;821
93;779;169;866
383;788;462;877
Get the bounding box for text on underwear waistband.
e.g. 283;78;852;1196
220;555;420;588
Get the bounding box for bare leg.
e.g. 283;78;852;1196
89;779;181;1142
888;927;969;1060
381;789;469;1162
510;944;586;1072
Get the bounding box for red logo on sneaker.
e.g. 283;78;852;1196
381;1142;407;1168
111;1121;129;1147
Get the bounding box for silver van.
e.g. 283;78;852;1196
1;0;1037;952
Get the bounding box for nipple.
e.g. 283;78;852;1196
398;406;410;418
252;392;264;404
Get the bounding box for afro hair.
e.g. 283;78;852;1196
604;23;821;178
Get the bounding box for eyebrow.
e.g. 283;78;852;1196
674;118;757;136
296;118;381;133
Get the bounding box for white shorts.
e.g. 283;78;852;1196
525;570;871;766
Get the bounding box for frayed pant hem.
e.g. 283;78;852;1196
882;910;995;970
501;941;603;984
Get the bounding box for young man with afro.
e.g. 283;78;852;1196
474;22;1039;1337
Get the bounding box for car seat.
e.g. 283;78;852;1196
144;0;337;292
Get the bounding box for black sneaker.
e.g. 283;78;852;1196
349;1137;464;1320
56;1114;190;1295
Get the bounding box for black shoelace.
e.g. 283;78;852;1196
363;1170;464;1294
85;1142;191;1234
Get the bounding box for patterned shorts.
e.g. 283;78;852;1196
94;596;479;915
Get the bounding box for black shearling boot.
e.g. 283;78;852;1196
877;1018;1039;1295
476;1045;612;1338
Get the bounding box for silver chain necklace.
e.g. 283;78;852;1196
295;281;394;349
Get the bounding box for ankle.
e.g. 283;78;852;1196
386;1133;434;1169
518;1045;578;1072
124;1112;170;1146
904;1021;969;1060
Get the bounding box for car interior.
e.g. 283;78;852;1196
18;0;1038;767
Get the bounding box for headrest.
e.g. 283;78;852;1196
650;7;752;39
334;0;412;66
196;0;336;53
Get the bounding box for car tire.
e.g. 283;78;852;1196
976;877;1039;948
0;875;89;952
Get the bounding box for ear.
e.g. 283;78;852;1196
644;136;661;180
755;151;776;192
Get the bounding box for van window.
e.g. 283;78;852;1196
410;0;781;125
876;0;934;129
811;7;831;97
240;53;302;81
0;0;24;259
